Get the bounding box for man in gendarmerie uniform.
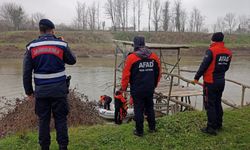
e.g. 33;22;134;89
121;36;161;137
194;32;232;136
23;19;76;150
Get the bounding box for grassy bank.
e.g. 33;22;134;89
0;106;250;150
0;31;250;58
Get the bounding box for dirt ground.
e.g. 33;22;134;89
0;89;104;138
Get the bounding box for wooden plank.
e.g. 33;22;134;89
169;98;196;110
156;86;203;97
226;78;250;89
222;99;239;109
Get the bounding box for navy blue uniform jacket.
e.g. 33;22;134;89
23;34;76;98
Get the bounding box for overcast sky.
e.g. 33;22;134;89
0;0;249;30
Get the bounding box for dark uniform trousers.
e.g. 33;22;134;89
114;99;122;124
35;97;69;147
132;92;155;134
204;79;225;129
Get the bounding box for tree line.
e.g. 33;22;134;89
0;1;249;34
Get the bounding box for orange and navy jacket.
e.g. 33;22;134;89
114;94;127;103
100;95;105;103
100;95;112;103
194;42;232;83
121;48;161;94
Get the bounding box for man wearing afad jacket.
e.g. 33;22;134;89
121;36;161;137
194;32;232;136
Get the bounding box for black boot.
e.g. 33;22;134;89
148;128;157;133
200;127;217;136
59;145;68;150
41;146;49;150
133;129;143;137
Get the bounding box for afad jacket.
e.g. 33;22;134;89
195;42;232;83
121;48;161;94
23;34;76;98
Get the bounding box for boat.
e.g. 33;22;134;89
98;107;134;120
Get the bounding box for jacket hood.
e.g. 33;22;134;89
210;42;225;48
134;48;152;59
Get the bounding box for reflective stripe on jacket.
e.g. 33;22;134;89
23;34;76;97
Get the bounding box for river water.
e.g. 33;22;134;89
0;56;250;107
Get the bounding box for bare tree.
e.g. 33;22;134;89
224;13;237;34
75;1;82;30
162;0;170;32
73;1;88;30
236;15;249;33
122;0;126;31
189;11;195;32
174;0;181;32
116;0;126;31
152;0;161;32
147;0;153;31
125;0;129;29
105;0;117;31
31;12;45;28
132;0;136;31
213;17;225;32
88;3;97;30
137;0;143;31
169;12;176;32
189;7;204;32
180;9;187;32
0;3;26;30
97;2;100;30
81;3;88;30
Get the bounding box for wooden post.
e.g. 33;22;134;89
177;48;180;85
113;47;118;95
241;86;246;107
167;76;174;115
160;49;168;74
180;97;183;111
175;97;179;113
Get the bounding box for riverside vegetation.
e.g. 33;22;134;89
0;31;250;58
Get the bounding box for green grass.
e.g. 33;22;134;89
1;106;250;150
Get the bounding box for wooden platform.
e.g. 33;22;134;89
156;85;203;97
113;40;190;50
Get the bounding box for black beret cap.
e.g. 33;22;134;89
39;19;55;29
133;36;145;50
211;32;224;42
